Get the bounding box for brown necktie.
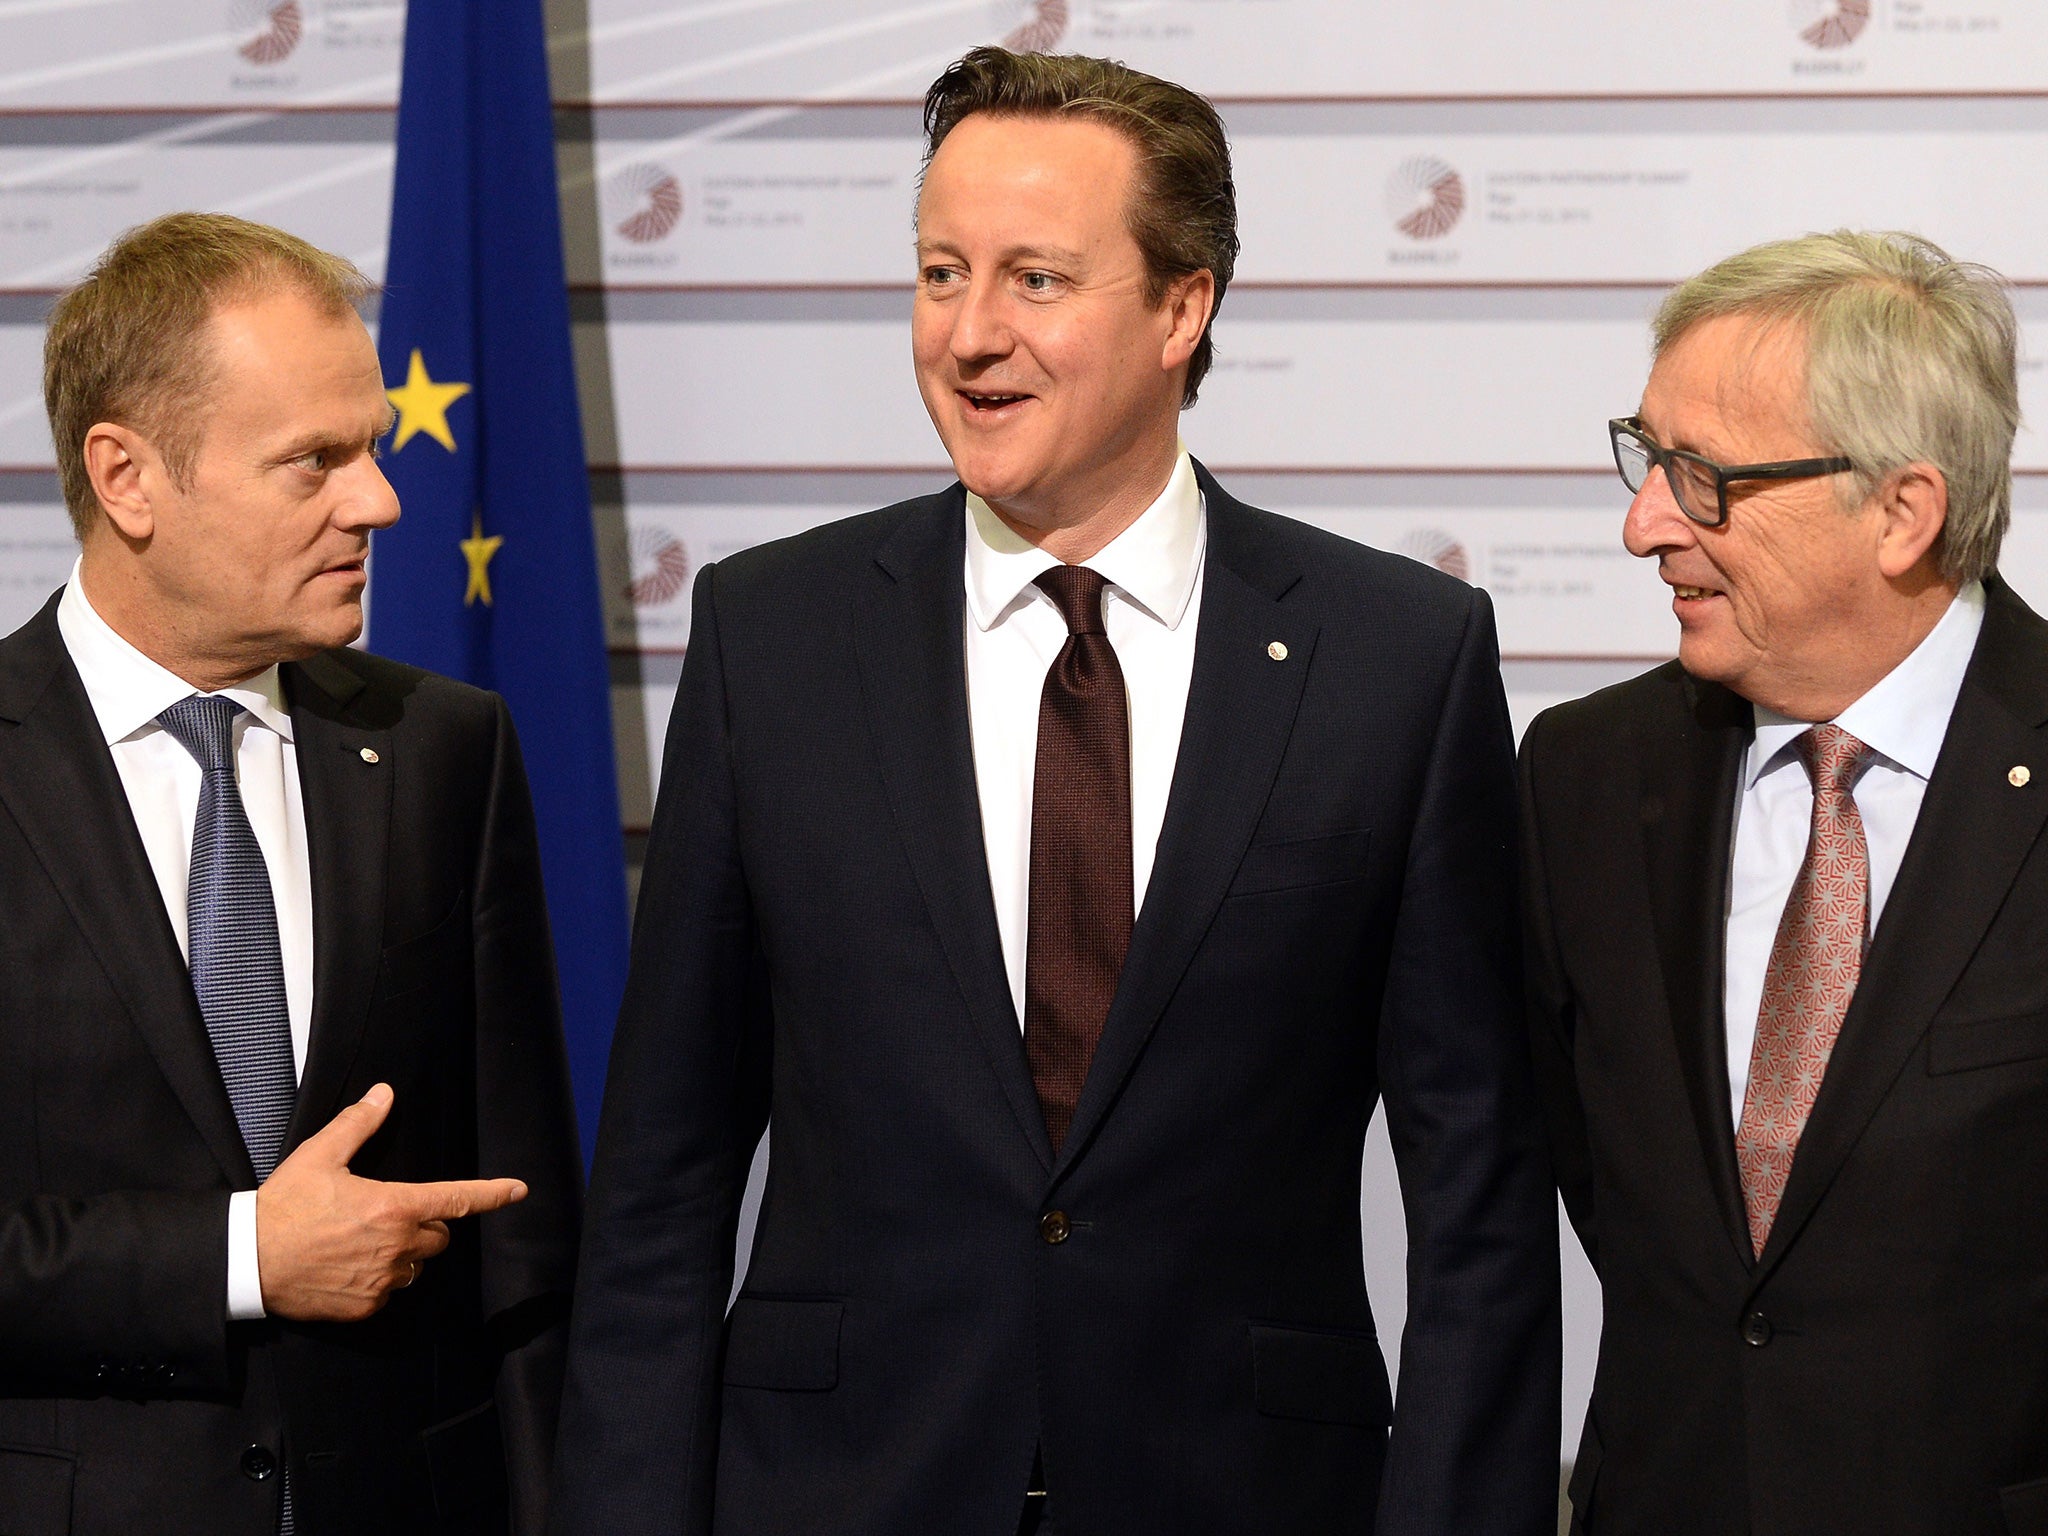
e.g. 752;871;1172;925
1024;565;1133;1153
1736;724;1871;1257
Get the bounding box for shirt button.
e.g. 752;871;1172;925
1039;1210;1071;1245
1741;1312;1774;1347
240;1445;277;1481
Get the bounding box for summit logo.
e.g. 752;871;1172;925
231;0;303;66
1386;157;1465;242
1790;0;1871;50
1000;0;1069;54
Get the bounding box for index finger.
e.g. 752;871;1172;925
388;1177;529;1223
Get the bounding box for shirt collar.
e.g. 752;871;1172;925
963;450;1206;633
1747;579;1986;788
56;557;293;746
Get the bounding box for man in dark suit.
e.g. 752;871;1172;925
1522;230;2046;1535
0;213;582;1534
553;47;1558;1536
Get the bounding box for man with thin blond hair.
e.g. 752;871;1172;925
1523;229;2047;1535
0;212;581;1535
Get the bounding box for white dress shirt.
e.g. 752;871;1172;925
964;451;1206;1031
57;560;314;1321
1724;581;1986;1120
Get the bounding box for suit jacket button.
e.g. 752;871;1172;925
240;1445;278;1481
1039;1210;1071;1245
1741;1312;1773;1347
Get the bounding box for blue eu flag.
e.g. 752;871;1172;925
371;0;627;1165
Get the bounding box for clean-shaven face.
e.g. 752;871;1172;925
143;288;399;665
913;112;1190;532
1623;312;1886;712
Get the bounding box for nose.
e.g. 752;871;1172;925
948;276;1011;366
1621;464;1695;559
338;454;402;532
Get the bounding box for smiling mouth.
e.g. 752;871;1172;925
959;389;1031;412
1671;583;1721;602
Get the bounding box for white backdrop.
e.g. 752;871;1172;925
1;0;2043;1512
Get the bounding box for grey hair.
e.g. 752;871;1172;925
1652;229;2020;585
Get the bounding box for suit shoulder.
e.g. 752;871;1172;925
1524;659;1695;765
1228;500;1478;613
293;646;504;736
708;494;952;599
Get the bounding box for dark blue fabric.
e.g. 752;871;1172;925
155;696;295;1184
369;0;628;1164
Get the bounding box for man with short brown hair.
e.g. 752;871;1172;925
555;49;1558;1536
0;212;582;1534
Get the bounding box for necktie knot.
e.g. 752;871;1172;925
1797;723;1869;799
1035;565;1109;637
157;695;244;773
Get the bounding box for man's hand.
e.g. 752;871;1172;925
255;1083;527;1322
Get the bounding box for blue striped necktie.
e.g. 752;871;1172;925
156;695;299;1533
154;695;297;1178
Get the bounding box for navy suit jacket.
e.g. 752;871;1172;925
553;467;1559;1536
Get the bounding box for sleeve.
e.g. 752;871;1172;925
227;1188;264;1320
469;694;587;1536
1371;586;1563;1536
0;1188;235;1397
1518;708;1599;1268
547;562;774;1536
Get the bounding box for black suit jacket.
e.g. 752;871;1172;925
1523;576;2048;1536
552;467;1559;1536
0;593;583;1536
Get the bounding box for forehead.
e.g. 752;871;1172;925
1644;311;1813;453
917;112;1138;243
200;288;385;429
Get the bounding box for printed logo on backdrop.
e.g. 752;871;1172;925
1791;0;1872;49
1396;529;1472;584
1387;157;1465;241
627;527;692;609
231;0;303;66
999;0;1070;53
607;164;685;245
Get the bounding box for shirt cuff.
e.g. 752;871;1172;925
226;1190;267;1321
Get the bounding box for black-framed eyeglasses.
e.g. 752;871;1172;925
1609;417;1854;529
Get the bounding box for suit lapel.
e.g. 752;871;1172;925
1638;671;1754;1268
0;597;253;1185
854;493;1053;1171
1057;474;1315;1176
1756;579;2048;1278
281;650;392;1155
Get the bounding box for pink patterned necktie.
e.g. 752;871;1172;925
1736;723;1872;1258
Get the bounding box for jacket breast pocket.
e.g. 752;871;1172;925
723;1297;843;1392
1927;1010;2048;1075
0;1443;73;1536
1249;1323;1391;1429
1226;829;1372;899
374;893;470;1004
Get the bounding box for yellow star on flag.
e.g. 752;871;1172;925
386;349;472;453
461;511;504;607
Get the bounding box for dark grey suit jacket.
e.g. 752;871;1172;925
0;593;583;1536
1525;575;2048;1536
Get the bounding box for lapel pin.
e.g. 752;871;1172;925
359;747;381;765
1267;641;1289;661
2011;765;2031;787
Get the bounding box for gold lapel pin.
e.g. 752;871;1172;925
359;747;381;765
2011;765;2031;787
1267;641;1289;661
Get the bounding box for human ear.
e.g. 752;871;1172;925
81;423;160;543
1873;461;1948;581
1159;269;1216;373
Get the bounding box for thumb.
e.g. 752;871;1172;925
304;1083;394;1165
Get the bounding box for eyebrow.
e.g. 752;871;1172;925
917;238;1087;268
